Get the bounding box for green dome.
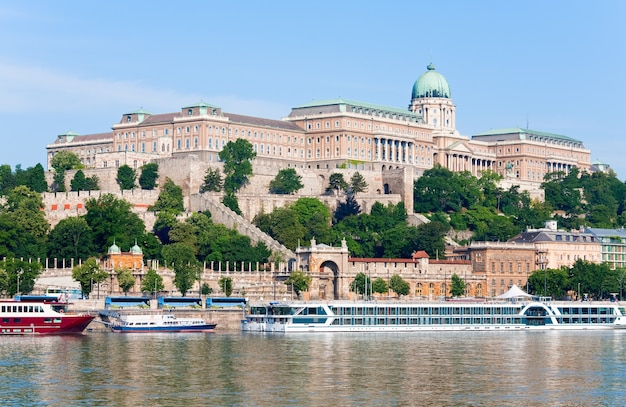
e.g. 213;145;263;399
130;241;143;255
411;63;451;99
107;241;121;255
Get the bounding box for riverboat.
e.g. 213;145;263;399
241;300;626;333
0;296;94;335
106;312;217;333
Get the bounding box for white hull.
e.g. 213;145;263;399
242;300;626;333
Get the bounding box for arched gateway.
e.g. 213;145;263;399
295;239;350;300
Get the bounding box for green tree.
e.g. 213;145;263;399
84;193;147;254
51;151;82;172
116;267;136;294
201;283;213;296
149;178;185;214
72;257;109;298
219;139;256;193
349;172;368;194
70;170;88;191
327;173;348;194
162;242;199;296
254;207;305;251
222;191;242;215
372;277;388;295
450;273;466;297
51;151;82;193
141;268;164;295
153;210;179;245
0;186;50;259
47;216;95;262
116;164;137;190
349;272;371;296
284;270;312;299
0;164;16;196
269;168;304;195
290;198;332;244
200;167;223;193
527;267;570;299
138;163;159;190
0;257;42;296
219;276;233;297
389;274;410;297
334;192;361;223
26;163;48;193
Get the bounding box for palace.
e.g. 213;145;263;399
47;63;591;198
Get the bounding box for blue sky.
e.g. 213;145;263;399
1;1;625;178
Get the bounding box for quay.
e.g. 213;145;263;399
67;299;246;332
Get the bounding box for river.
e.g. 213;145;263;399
1;330;625;406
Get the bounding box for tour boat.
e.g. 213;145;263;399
0;296;95;335
106;312;217;333
241;300;626;333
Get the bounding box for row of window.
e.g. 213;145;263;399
1;305;45;313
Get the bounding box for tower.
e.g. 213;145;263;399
409;63;456;131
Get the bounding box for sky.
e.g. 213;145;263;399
1;1;625;178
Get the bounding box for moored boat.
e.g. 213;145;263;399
0;296;94;335
105;312;217;333
242;300;626;333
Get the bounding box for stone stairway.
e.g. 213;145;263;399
190;193;296;262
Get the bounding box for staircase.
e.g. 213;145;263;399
190;193;296;261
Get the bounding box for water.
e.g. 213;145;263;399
1;330;625;406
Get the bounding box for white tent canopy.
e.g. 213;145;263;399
496;284;532;299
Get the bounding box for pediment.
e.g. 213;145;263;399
441;141;473;154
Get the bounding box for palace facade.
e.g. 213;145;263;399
47;63;591;195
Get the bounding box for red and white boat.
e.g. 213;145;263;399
0;296;95;335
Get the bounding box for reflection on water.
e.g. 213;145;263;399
1;331;625;406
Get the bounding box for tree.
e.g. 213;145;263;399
47;216;95;262
334;193;361;223
349;172;368;194
70;170;88;191
389;274;410;297
0;257;42;296
0;186;50;259
284;270;312;299
290;198;332;244
116;268;136;294
450;273;466;297
372;278;388;295
254;207;305;251
141;268;164;296
138;163;159;190
51;151;82;172
350;272;371;296
149;178;184;214
162;242;199;296
0;164;16;196
222;191;242;215
327;173;348;194
72;257;108;298
269;168;304;194
50;151;82;193
116;164;137;190
219;277;233;297
201;283;213;296
219;139;256;193
200;167;223;193
527;267;570;299
84;193;147;254
26;163;48;193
